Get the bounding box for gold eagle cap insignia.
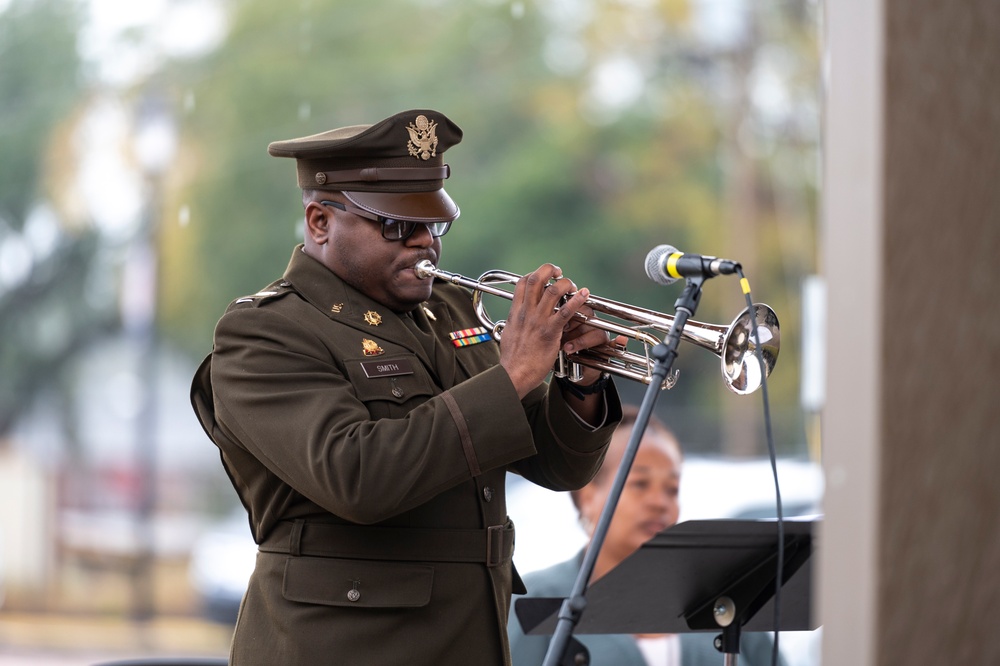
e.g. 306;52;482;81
406;115;438;160
362;339;384;356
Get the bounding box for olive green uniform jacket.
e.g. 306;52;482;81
191;246;622;665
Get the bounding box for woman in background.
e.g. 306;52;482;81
508;405;781;666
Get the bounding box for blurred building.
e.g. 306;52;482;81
0;333;230;613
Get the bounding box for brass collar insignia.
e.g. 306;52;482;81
364;310;382;326
331;303;344;314
406;115;438;160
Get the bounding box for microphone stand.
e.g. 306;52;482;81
543;276;706;666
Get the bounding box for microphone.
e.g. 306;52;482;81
644;244;741;286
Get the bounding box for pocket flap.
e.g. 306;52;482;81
345;355;436;405
283;556;434;608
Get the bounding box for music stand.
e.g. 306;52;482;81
516;518;818;665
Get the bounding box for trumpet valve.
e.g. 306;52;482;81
554;351;584;383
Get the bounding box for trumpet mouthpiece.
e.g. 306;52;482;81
414;260;436;279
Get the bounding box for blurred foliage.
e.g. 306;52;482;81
0;0;120;436
3;0;821;455
0;0;82;223
156;0;820;453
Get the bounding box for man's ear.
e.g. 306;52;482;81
304;201;331;244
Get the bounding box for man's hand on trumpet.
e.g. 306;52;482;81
499;263;619;425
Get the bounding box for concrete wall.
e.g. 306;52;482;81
820;0;1000;663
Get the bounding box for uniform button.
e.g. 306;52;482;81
483;487;494;502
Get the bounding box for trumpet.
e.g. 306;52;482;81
414;260;779;395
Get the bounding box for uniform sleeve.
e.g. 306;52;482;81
507;378;623;492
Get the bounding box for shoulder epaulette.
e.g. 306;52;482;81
230;280;296;309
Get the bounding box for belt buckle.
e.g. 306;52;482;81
486;524;504;567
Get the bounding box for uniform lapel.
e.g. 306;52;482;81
432;286;501;385
415;299;457;388
280;246;430;364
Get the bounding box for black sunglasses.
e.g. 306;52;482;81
321;200;452;241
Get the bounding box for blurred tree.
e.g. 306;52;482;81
0;0;118;439
158;0;726;359
157;0;820;455
0;0;79;223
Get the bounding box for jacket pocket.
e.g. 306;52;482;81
283;556;434;608
344;354;437;419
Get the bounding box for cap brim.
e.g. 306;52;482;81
344;190;460;223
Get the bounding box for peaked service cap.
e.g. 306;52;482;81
267;109;462;223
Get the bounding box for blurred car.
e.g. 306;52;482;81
188;509;257;624
678;454;823;522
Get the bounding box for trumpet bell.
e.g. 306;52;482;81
721;304;780;395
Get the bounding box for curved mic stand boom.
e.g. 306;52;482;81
542;275;708;666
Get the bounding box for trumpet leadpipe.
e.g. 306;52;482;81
414;260;511;300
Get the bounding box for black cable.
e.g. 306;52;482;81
735;268;783;666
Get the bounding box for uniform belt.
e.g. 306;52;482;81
258;519;515;568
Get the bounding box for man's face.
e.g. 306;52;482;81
311;199;443;312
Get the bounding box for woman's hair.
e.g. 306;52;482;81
617;404;672;439
569;405;681;510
